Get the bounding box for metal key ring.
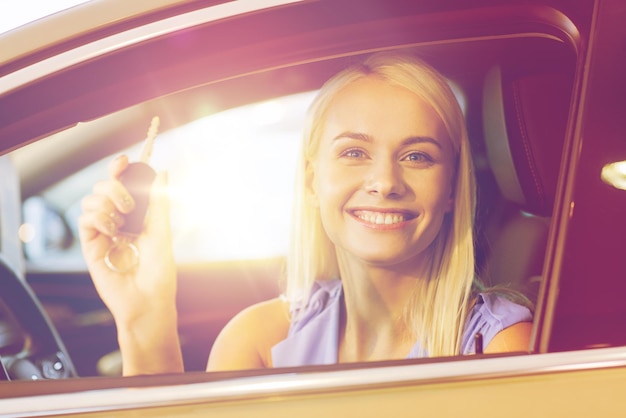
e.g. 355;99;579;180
104;236;140;274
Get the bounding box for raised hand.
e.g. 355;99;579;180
78;154;183;375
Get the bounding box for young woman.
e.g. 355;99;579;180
79;52;532;375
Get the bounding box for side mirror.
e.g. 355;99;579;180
21;197;73;261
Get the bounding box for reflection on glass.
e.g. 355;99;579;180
159;91;315;262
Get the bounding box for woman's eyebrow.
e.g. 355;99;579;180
332;131;373;142
333;131;442;149
402;136;442;149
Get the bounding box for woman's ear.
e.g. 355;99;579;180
305;160;319;207
445;196;454;213
444;177;455;213
446;184;455;213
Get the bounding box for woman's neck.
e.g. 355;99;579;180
335;250;428;363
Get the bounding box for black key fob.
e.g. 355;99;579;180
118;162;157;236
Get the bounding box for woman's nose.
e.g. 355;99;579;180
363;160;407;198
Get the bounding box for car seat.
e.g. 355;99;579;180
478;65;573;303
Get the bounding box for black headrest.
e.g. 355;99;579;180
483;67;572;217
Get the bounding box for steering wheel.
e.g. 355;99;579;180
0;258;76;380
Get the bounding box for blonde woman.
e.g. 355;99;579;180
79;53;532;375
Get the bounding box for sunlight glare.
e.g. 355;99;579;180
154;91;315;262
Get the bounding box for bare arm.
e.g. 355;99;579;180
484;322;533;354
207;298;290;372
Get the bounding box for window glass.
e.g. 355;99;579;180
20;91;317;267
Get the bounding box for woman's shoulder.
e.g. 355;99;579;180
207;297;291;371
237;297;292;328
472;292;533;326
462;291;533;354
271;279;343;367
288;279;342;332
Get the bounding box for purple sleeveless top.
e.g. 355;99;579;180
271;279;532;367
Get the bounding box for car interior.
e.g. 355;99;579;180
0;0;585;382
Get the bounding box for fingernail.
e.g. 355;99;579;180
122;195;134;211
107;220;117;235
109;211;122;224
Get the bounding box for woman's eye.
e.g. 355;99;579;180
403;152;432;163
341;149;366;159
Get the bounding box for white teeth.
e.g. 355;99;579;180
356;211;405;225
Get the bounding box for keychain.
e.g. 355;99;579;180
104;117;159;273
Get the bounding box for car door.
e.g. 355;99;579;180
534;0;626;353
2;0;626;416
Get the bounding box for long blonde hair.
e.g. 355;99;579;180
286;52;476;357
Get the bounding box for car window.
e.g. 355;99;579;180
18;91;317;268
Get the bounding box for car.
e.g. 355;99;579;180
0;0;625;416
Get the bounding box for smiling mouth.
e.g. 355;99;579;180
352;210;416;226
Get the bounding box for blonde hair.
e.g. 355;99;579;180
286;52;476;357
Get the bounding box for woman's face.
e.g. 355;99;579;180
308;76;456;269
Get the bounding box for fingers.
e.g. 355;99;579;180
79;155;171;272
79;156;135;246
92;178;135;214
79;196;124;238
79;179;134;238
109;154;130;179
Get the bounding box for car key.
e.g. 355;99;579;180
118;116;159;236
104;116;159;273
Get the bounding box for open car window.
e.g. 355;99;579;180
3;3;578;377
17;91;316;267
